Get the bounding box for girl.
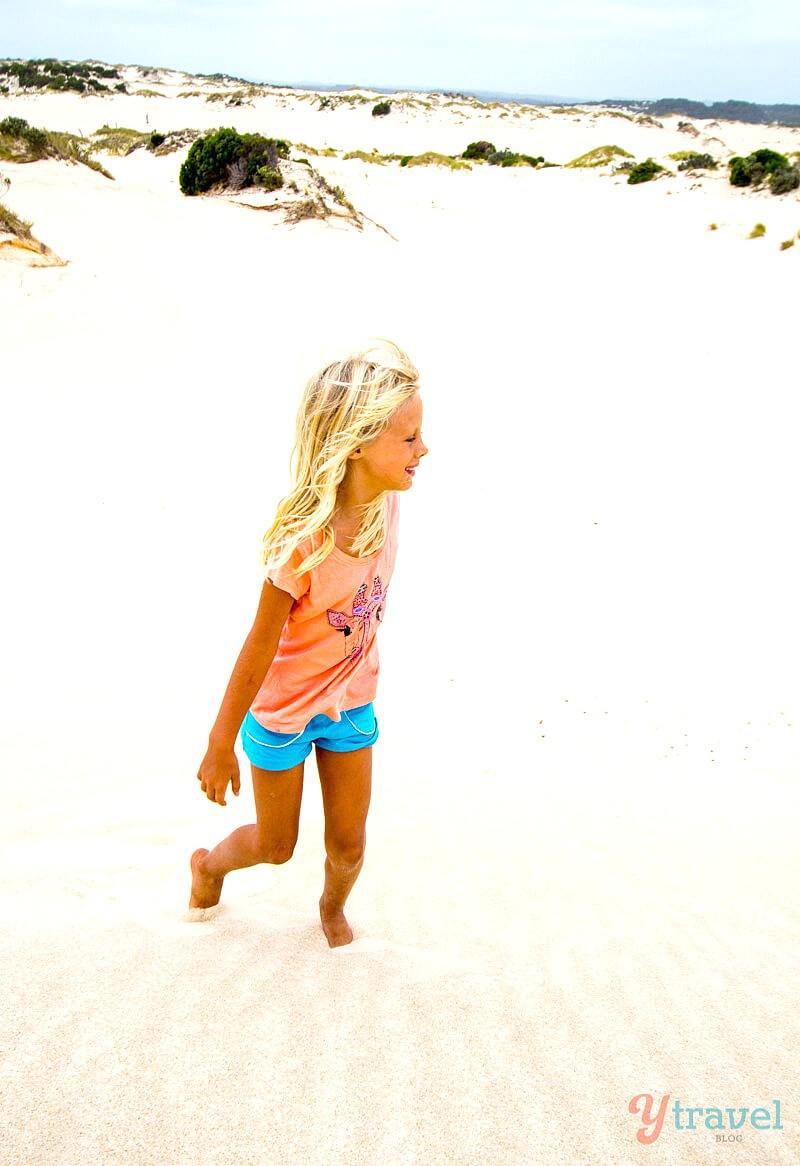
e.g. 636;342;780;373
189;339;428;947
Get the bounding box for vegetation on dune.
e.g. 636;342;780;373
372;101;391;117
566;145;634;168
0;191;62;263
299;143;338;157
749;222;766;238
0;57;125;94
173;129;369;229
676;153;718;171
343;149;388;163
402;151;471;169
587;97;800;129
627;158;667;184
179;127;291;194
0;117;114;178
729;149;800;195
462;141;495;160
91;125;150;155
460;140;546;166
0;198;32;239
204;88;260;106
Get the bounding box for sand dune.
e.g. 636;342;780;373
1;67;799;1165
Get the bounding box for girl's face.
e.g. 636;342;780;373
352;392;429;494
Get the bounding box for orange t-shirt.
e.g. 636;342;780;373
249;491;400;732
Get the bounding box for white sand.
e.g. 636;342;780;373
1;71;799;1165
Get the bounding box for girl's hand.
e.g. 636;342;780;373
197;745;241;806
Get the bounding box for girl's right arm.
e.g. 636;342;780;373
198;580;295;805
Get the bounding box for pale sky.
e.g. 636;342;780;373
4;0;799;104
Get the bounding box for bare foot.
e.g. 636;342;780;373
319;895;354;948
189;848;224;909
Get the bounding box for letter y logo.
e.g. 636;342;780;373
629;1093;670;1144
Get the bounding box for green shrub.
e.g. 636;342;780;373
372;101;391;117
729;149;789;187
627;158;665;184
149;132;165;149
0;116;29;137
255;165;283;191
179;128;290;195
768;166;800;195
462;140;495;160
677;153;718;171
779;238;795;250
480;148;542;167
749;222;766;238
0;117;49;158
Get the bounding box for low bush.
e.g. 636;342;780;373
677;153;718;171
627;158;665;184
149;132;165;149
0;116;29;138
179;128;290;195
462;140;495;160
729;149;789;187
749;222;766;238
0;117;48;159
486;149;544;167
255;165;283;191
768;166;800;195
372;101;391;117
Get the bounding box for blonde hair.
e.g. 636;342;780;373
261;338;420;580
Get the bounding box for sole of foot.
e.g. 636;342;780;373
319;896;354;948
189;847;224;909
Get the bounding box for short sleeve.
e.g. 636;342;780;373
265;540;313;602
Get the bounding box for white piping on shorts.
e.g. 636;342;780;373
244;709;376;748
243;723;305;749
342;709;377;736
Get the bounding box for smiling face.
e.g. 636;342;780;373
345;391;429;499
371;391;429;491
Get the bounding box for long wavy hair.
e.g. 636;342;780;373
261;338;420;581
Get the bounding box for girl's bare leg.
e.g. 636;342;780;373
315;744;372;947
189;761;305;907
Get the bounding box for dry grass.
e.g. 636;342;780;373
566;145;635;169
0;199;65;265
91;126;150;156
404;151;471;170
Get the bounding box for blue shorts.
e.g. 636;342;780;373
240;703;379;771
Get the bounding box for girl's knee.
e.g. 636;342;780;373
326;839;365;868
256;837;296;864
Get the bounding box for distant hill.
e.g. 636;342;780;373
586;97;800;127
2;58;799;128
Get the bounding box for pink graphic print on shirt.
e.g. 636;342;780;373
327;576;387;661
